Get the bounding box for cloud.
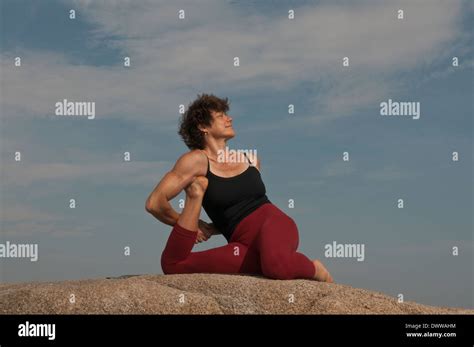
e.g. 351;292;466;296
1;161;172;187
321;159;356;177
1;0;466;128
0;204;97;238
288;179;326;187
1;205;59;224
1;221;97;238
372;239;473;257
362;165;420;182
0;0;468;215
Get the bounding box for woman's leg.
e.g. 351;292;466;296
257;206;333;282
161;177;259;275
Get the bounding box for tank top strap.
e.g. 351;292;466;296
201;150;210;175
243;152;253;165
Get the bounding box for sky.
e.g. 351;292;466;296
0;0;472;309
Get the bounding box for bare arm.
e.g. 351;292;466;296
145;150;207;226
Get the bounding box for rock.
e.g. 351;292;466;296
0;274;471;314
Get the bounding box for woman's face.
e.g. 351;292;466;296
206;110;235;140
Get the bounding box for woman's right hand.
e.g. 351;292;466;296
195;219;216;243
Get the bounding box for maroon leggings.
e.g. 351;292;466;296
161;203;316;280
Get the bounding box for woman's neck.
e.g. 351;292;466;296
203;140;227;161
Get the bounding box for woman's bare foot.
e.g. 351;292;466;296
185;176;208;199
312;259;334;283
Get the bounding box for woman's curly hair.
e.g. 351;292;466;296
178;93;230;150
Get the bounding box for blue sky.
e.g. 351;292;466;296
0;0;472;309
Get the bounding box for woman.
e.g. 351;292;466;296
146;93;333;282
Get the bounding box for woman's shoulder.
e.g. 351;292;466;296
174;149;208;176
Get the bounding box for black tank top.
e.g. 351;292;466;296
201;151;271;241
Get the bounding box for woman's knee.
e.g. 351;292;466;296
161;253;184;274
161;258;174;275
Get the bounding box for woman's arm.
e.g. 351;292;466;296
145;150;207;226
